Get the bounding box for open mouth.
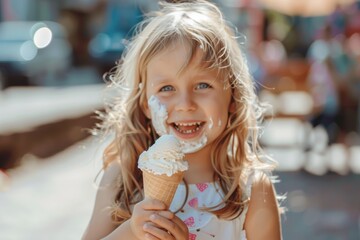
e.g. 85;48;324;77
172;121;205;134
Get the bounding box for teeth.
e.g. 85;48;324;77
173;122;202;134
177;127;201;134
174;122;201;127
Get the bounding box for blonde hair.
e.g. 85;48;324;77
97;0;276;223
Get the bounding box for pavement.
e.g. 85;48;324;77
0;136;107;240
276;171;360;240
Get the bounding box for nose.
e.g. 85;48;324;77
174;91;196;112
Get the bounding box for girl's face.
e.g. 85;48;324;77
144;41;233;153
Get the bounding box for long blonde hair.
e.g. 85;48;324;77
98;0;276;223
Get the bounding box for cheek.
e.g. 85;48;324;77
206;100;230;128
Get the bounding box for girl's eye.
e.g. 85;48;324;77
195;82;211;90
159;85;175;92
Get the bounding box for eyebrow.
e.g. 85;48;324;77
148;76;171;85
148;65;219;85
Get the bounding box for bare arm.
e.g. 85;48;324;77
244;172;282;240
81;161;187;240
82;161;138;240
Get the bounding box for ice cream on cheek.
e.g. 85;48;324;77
209;117;214;129
148;95;168;136
147;95;208;154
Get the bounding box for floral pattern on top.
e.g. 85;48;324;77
169;178;253;240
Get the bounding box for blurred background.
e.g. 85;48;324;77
0;0;359;239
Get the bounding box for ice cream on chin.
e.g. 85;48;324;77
180;135;208;153
138;134;188;208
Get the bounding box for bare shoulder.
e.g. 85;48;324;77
244;171;282;240
82;161;121;240
99;161;122;187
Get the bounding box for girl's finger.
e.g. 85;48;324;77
144;232;161;240
157;210;175;220
171;215;188;232
143;222;162;240
149;214;185;239
141;198;167;210
143;222;174;240
167;215;189;239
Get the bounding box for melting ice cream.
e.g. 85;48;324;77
138;134;188;176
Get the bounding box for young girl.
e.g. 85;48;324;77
82;1;282;239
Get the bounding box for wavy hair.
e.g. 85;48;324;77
97;0;276;223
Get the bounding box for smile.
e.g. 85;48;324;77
172;122;205;134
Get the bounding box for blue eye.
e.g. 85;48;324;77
160;85;174;92
196;82;211;90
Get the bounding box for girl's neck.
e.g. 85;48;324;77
183;144;214;184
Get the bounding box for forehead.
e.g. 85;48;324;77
146;41;217;81
147;41;190;70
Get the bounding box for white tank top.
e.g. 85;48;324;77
169;172;255;240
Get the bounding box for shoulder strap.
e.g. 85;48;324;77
244;170;256;198
238;170;257;229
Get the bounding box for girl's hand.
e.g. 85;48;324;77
145;212;189;240
130;197;166;239
130;197;189;240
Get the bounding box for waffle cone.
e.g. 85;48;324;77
143;170;184;209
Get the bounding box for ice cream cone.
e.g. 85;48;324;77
138;135;188;208
143;170;184;208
